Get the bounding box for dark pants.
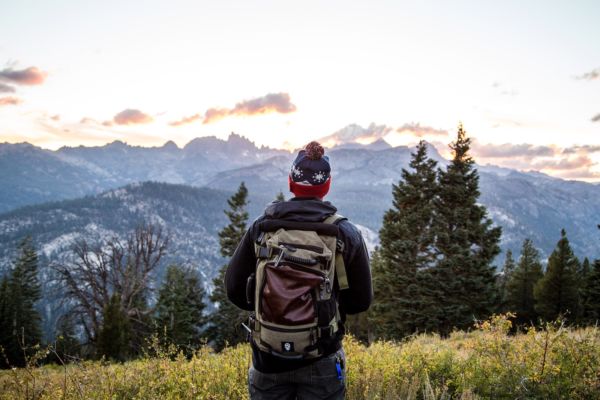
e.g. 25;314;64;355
248;348;346;400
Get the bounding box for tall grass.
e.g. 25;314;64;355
2;315;599;399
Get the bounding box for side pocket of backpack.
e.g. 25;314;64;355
246;272;256;307
316;297;337;327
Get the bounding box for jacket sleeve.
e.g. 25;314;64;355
224;223;257;311
337;220;373;314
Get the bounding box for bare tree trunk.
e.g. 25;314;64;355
51;223;169;347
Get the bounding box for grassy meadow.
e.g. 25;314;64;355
1;315;599;400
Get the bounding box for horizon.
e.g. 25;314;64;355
1;1;599;181
4;131;599;186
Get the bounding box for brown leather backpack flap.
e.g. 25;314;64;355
261;264;324;325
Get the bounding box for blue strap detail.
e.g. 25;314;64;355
336;360;343;381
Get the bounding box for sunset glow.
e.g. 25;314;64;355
1;0;599;180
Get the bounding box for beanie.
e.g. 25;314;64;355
289;141;331;198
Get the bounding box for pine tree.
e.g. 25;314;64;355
370;140;438;339
497;250;516;312
0;276;10;367
534;229;580;322
578;257;592;324
581;259;600;324
206;182;249;351
0;237;42;368
427;124;502;335
505;239;544;326
155;264;206;353
275;191;286;202
97;294;131;362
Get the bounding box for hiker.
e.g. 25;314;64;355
225;141;372;399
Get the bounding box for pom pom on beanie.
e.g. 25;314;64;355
305;141;325;160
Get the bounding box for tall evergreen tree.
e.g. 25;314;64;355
578;257;592;324
497;250;516;312
0;237;42;368
206;182;249;350
505;239;543;326
581;259;600;324
426;124;502;335
370;140;438;339
155;264;206;353
534;229;580;322
97;294;131;361
0;276;10;367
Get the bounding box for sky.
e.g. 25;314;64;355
1;0;600;181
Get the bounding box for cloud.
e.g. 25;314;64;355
0;83;15;93
396;123;448;137
34;117;169;149
591;113;600;123
0;66;47;85
203;108;229;124
113;109;154;125
575;68;600;81
472;142;556;158
470;141;600;181
0;96;22;106
316;122;448;148
532;155;594;171
317;123;393;147
80;117;97;124
562;145;600;155
169;113;202;127
202;92;297;124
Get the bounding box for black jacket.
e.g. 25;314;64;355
225;197;372;373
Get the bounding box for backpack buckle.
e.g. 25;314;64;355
258;245;270;259
319;325;334;339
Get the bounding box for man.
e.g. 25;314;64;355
225;141;372;399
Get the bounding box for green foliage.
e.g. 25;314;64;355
207;182;250;351
275;191;285;202
425;124;502;335
372;127;502;339
47;315;81;364
497;249;516;312
154;264;206;353
581;259;600;324
534;229;580;322
505;239;544;326
371;140;438;339
2;315;600;399
97;294;131;362
218;182;249;258
0;236;42;368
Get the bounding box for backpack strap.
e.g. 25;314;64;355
323;214;350;291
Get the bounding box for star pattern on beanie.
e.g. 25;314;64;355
292;166;303;178
312;171;326;183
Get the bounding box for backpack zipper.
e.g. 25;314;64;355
278;242;324;254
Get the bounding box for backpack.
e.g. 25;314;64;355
246;214;349;359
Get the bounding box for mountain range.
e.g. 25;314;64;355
2;128;599;268
3;126;600;338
